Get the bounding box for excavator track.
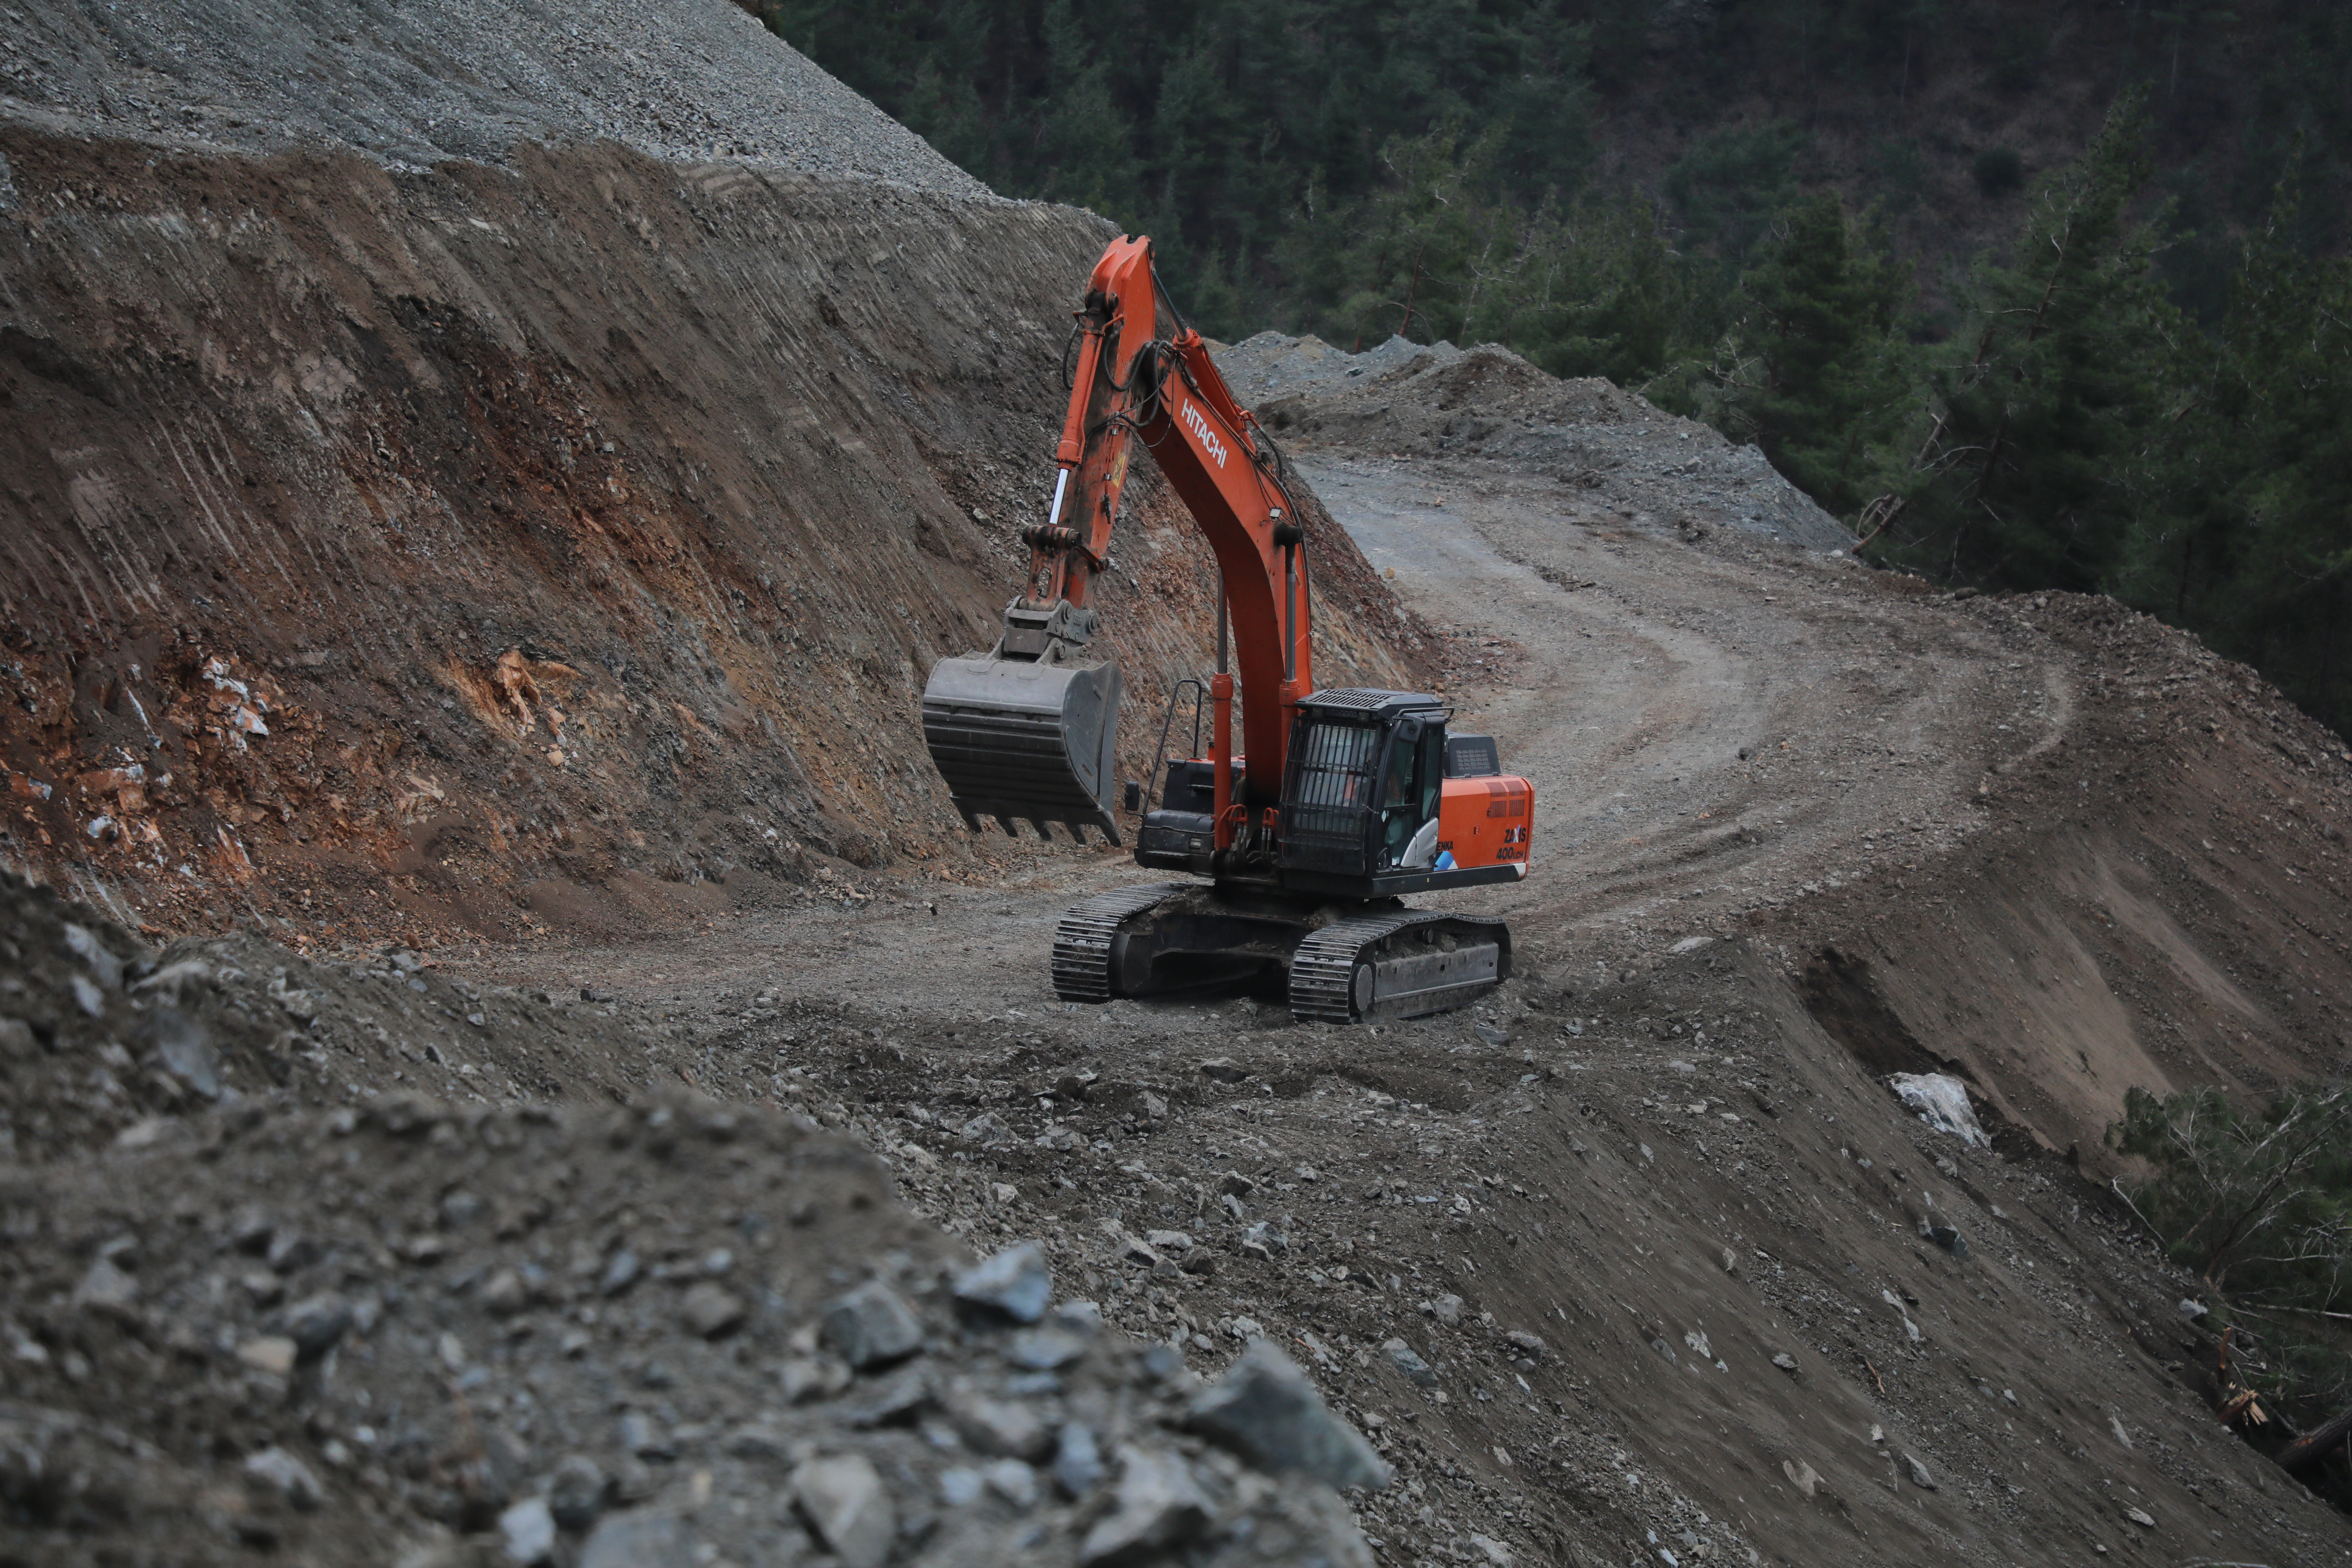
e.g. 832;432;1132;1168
1289;911;1511;1024
1050;882;1189;1002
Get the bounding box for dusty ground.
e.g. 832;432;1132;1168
426;342;2348;1566
6;3;2352;1564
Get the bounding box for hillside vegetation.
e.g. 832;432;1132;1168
761;0;2352;737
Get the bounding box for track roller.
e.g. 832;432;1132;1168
1289;911;1511;1023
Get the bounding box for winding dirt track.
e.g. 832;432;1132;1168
480;416;2352;1568
1297;456;2040;944
524;443;2067;1019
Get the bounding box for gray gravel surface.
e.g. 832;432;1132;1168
0;874;1379;1567
0;0;987;194
1219;331;1856;554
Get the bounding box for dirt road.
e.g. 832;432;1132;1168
1300;454;2011;942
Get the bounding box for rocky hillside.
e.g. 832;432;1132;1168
3;0;983;186
0;2;1421;951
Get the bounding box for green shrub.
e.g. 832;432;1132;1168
2108;1082;2352;1429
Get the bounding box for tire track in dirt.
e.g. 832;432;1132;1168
1297;454;2067;968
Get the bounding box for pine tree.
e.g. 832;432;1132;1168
1312;126;1504;351
2143;180;2352;732
1715;194;1914;518
1871;90;2178;591
1505;193;1707;393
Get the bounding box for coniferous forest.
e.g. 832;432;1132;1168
751;0;2352;738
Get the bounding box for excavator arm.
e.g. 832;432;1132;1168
923;236;1309;848
927;236;1535;1024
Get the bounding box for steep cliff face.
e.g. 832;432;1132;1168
0;130;1420;946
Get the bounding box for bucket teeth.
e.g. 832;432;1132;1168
921;651;1123;844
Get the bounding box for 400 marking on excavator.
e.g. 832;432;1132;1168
1181;398;1228;468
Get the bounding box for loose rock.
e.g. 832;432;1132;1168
1188;1339;1391;1491
1055;1422;1105;1497
954;1241;1052;1323
1007;1325;1088;1370
1382;1338;1438;1387
791;1454;895;1568
822;1280;924;1368
281;1291;353;1360
500;1496;558;1565
957;1393;1053;1460
71;1257;139;1316
238;1336;299;1377
243;1446;324;1511
680;1282;746;1339
779;1354;854;1404
1079;1446;1211;1564
579;1510;689;1568
548;1455;608;1533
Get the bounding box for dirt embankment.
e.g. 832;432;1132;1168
0;130;1419;953
1219;333;1855;554
2;0;986;189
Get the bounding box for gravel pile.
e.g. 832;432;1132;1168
0;0;987;194
0;874;1383;1565
1;1094;1382;1566
0;869;687;1165
1219;332;1855;554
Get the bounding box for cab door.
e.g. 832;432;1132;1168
1374;718;1445;867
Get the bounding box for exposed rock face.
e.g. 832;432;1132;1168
0;81;1419;947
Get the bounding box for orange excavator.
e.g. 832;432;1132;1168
922;237;1534;1022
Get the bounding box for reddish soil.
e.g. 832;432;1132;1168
0;129;1419;955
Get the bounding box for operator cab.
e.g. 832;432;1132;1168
1132;687;1532;892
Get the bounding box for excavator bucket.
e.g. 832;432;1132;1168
922;653;1123;843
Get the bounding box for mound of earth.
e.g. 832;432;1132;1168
1;0;981;191
1;1086;1384;1567
1218;332;1856;554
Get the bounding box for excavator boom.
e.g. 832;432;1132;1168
920;237;1306;844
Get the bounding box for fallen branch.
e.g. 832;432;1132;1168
1852;495;1907;554
2275;1402;2352;1472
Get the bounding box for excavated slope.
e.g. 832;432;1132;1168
0;127;1415;946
